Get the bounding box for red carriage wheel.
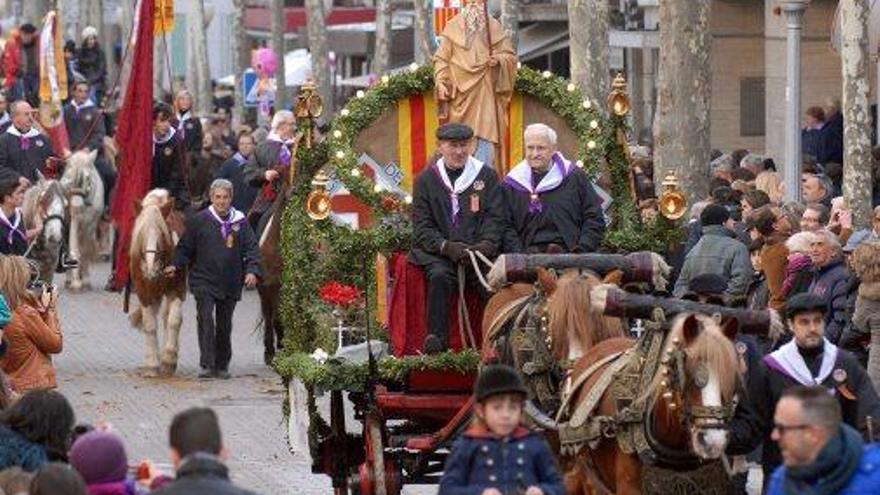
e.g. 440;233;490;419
353;413;400;495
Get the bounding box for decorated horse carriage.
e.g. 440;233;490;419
269;42;777;493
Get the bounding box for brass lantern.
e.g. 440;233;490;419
659;171;688;220
306;169;332;220
295;79;324;148
607;73;631;117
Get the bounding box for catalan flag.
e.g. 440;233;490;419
434;0;461;37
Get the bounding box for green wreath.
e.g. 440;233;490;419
275;64;679;382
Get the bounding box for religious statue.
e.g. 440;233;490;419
433;0;518;174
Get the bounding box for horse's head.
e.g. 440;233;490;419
23;175;67;246
132;189;174;281
545;270;625;362
61;149;99;209
654;313;739;460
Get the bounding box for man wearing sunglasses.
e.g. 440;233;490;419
757;293;880;480
765;386;880;494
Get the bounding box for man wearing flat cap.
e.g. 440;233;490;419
754;292;880;478
409;123;504;354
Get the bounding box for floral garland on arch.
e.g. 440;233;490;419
275;64;680;384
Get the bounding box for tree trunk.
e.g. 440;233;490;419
271;0;288;111
305;0;332;115
232;0;249;129
500;0;521;52
22;0;49;24
373;0;392;75
840;0;874;229
77;0;101;41
58;0;79;43
154;34;166;101
413;0;434;64
653;0;712;201
568;0;609;104
191;0;212;115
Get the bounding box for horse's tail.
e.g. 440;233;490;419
129;304;144;331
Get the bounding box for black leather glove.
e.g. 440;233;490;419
441;241;468;262
470;241;496;258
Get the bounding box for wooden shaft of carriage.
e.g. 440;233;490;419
599;286;776;337
493;252;661;286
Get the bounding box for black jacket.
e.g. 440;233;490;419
152;454;259;495
215;153;259;214
242;140;289;215
502;165;605;253
153;131;189;208
0;128;54;181
172;113;204;154
0;209;28;255
63;102;104;152
172;207;261;301
77;44;106;88
408;158;504;267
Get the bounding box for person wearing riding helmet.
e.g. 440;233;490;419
439;364;565;495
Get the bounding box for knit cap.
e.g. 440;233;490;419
69;431;129;485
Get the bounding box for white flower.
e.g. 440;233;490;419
340;108;350;117
333;130;342;139
311;348;329;364
356;90;365;99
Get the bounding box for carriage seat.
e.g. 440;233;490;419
388;253;484;357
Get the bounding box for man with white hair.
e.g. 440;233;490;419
809;229;849;343
501;123;605;253
243;110;297;232
165;179;261;379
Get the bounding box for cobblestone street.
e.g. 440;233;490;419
55;262;329;494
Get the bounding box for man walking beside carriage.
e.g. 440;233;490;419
410;123;505;354
242;110;297;233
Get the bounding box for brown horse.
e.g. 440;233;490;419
562;312;740;495
256;191;288;365
128;189;188;377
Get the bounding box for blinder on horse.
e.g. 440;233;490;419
659;343;735;430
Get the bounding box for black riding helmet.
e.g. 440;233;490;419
474;364;528;402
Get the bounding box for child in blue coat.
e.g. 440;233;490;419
439;364;565;495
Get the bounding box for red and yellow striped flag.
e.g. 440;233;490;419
434;0;461;37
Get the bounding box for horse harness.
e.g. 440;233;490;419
556;312;735;469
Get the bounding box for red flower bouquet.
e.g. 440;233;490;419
319;281;363;307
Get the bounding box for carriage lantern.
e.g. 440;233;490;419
295;79;324;148
607;73;631;117
659;171;688;220
306;169;332;220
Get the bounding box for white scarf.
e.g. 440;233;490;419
208;205;246;239
266;131;292;145
153;127;176;145
0;208;25;245
436;156;483;220
71;99;96;113
505;152;570;196
767;338;838;386
6;126;41;139
0;113;10;127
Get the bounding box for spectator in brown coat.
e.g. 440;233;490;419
751;205;792;312
0;257;61;392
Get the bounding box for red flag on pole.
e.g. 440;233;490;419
111;0;155;289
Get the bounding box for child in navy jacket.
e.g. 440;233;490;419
439;364;565;495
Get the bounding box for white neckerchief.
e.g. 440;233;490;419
0;113;10;127
768;338;838;386
436;156;483;219
71;99;96;112
266;131;292;145
505;153;570;195
0;208;23;244
177;111;191;124
153;127;176;145
208;205;246;239
6;126;41;139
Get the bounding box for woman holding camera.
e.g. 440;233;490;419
0;256;61;392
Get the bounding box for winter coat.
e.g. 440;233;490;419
214;153;259;214
0;127;56;182
761;233;789;312
810;257;850;343
765;444;880;495
77;44;107;89
782;252;814;298
439;425;565;495
151;453;259;495
856;282;880;396
747;271;769;311
1;33;22;91
673;225;751;298
0;423;48;471
818;112;844;165
802;127;823;160
86;479;145;495
0;299;62;392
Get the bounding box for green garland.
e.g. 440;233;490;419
275;349;482;392
277;64;680;381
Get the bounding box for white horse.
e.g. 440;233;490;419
22;173;67;283
129;189;187;377
59;149;104;291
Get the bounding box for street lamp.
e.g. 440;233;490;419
779;0;811;203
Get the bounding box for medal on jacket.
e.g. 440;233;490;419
226;234;234;248
833;368;857;401
470;193;480;213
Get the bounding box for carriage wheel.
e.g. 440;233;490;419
353;413;400;495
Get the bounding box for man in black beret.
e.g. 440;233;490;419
409;123;504;354
754;292;880;478
673;203;751;298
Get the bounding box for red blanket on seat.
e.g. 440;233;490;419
388;253;484;356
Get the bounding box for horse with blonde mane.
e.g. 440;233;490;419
22;173;67;283
128;189;187;377
59;149;103;291
561;311;741;495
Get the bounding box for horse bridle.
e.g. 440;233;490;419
36;182;68;229
659;346;735;429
